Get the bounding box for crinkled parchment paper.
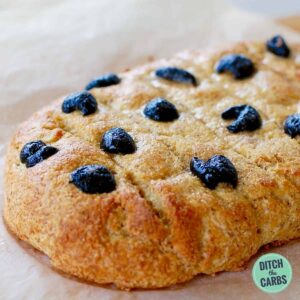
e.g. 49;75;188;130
0;1;300;299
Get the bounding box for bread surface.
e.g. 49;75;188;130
4;41;300;289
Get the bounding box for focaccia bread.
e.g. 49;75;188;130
4;36;300;289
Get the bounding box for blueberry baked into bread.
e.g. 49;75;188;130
4;35;300;289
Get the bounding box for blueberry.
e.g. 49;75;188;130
25;146;59;168
284;114;300;138
85;73;121;90
20;141;58;168
62;91;98;116
155;67;197;86
101;127;136;154
266;35;290;58
143;97;179;122
70;164;116;194
221;105;247;120
20;140;46;163
215;54;255;79
62;95;77;114
190;155;238;189
221;105;262;133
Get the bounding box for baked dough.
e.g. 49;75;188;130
4;40;300;289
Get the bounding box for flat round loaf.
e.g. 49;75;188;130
4;40;300;289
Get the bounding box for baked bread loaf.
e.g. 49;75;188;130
4;36;300;289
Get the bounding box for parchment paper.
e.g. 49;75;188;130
1;1;300;299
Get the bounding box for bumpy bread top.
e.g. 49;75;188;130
4;39;300;289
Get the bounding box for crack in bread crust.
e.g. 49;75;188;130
4;41;300;289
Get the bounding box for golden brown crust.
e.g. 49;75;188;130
4;41;300;289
